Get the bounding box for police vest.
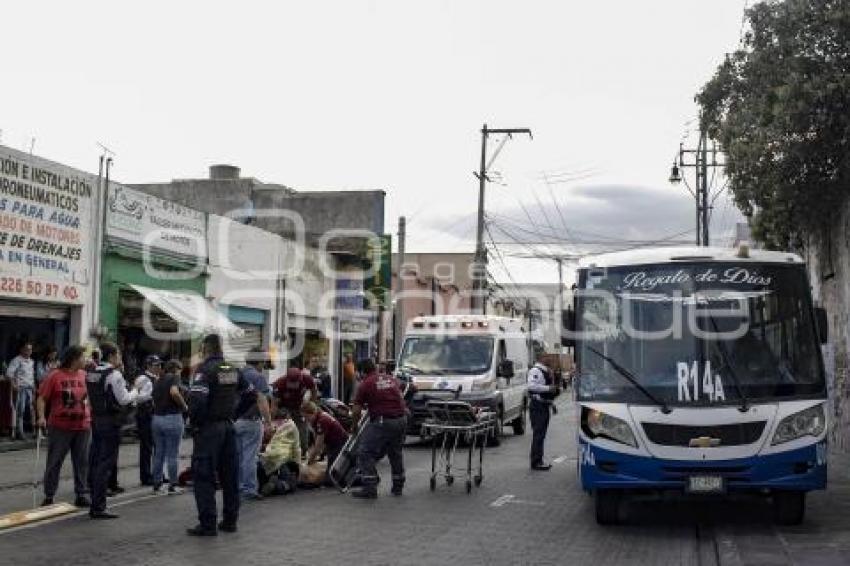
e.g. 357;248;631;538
206;361;240;421
536;366;556;402
86;368;121;418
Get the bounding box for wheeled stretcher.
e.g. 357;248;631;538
422;399;495;493
328;413;368;492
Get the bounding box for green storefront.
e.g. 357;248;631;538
99;246;206;340
98;185;211;376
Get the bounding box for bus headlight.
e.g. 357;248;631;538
771;404;826;445
582;407;637;447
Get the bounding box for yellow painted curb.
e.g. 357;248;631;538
0;503;77;529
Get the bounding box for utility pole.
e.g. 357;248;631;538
669;122;723;246
526;298;533;363
431;276;437;316
472;123;533;313
394;216;406;358
556;258;564;357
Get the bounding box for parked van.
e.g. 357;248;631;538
397;315;530;443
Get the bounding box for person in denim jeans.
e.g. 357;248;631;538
234;348;272;500
151;360;189;494
7;342;35;440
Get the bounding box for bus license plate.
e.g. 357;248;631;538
687;475;723;493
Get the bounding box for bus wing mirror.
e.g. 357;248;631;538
815;307;828;344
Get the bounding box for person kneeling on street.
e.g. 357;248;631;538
302;401;349;486
258;409;301;497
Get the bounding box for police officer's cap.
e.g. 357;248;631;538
144;354;163;367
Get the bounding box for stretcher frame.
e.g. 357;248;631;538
328;413;368;493
422;399;495;494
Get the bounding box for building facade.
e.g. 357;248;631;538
0;145;98;364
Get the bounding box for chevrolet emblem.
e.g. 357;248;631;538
689;436;721;448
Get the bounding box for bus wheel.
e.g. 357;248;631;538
773;491;806;525
595;489;622;525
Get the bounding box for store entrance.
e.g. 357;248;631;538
0;303;70;436
117;290;193;383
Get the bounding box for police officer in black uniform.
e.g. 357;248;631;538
527;354;560;471
186;334;247;536
350;359;408;499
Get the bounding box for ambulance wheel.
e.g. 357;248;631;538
465;480;472;494
487;411;503;447
511;402;527;435
446;475;454;486
429;477;436;491
594;489;622;525
773;491;806;525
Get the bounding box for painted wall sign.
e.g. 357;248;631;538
0;150;92;304
106;184;207;259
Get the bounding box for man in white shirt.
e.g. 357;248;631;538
86;342;140;519
6;342;35;440
527;355;560;471
134;355;161;486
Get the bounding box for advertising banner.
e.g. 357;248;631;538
0;148;93;304
365;234;391;308
106;184;207;260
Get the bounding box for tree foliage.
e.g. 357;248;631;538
697;0;850;249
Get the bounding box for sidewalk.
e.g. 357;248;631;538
0;436;36;454
0;438;194;491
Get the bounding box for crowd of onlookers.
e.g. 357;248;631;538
0;339;360;512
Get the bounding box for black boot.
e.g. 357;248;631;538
186;525;217;537
351;487;378;499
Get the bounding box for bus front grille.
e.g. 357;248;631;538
642;421;767;447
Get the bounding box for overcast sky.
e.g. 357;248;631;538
2;0;747;285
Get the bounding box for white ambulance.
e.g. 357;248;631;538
397;315;531;443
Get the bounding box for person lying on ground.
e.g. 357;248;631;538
258;409;301;497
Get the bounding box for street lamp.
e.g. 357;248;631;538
668;161;682;184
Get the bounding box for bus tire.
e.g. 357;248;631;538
595;489;622;525
773;491;806;525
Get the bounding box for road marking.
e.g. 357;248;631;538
489;494;546;508
0;503;76;530
0;487;184;536
490;494;514;507
510;498;545;507
553;455;568;464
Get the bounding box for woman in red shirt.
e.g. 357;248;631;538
36;346;91;507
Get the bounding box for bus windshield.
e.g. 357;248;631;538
576;262;825;406
398;335;494;375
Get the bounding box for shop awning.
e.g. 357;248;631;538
129;285;244;339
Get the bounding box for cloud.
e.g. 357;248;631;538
428;183;743;255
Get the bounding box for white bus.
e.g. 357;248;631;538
397;315;531;443
571;247;828;525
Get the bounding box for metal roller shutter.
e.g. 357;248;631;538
224;323;264;364
0;300;70;320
